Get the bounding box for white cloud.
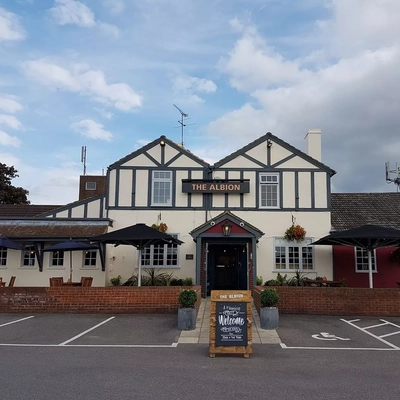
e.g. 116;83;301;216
207;2;400;193
0;114;23;130
0;96;23;113
173;75;217;104
49;0;119;37
0;130;21;147
0;7;26;42
23;59;143;111
72;119;113;141
98;22;120;38
50;0;95;27
219;26;308;92
102;0;125;15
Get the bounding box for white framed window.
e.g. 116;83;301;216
50;250;64;268
355;248;377;272
259;173;279;208
83;250;98;268
274;238;314;271
0;247;7;267
152;170;172;206
85;182;96;190
141;234;179;268
22;245;36;267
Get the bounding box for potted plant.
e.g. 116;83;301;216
284;224;306;242
177;289;197;331
259;288;280;330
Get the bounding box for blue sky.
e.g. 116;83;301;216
1;0;400;204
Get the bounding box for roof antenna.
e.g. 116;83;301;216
173;104;195;147
385;162;400;192
81;146;87;175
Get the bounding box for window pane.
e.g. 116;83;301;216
23;245;36;266
356;248;376;271
274;240;313;272
51;250;64;266
0;247;7;266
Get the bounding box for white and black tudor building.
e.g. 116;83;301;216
1;129;398;290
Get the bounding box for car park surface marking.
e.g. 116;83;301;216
59;316;116;345
340;318;400;350
0;316;34;328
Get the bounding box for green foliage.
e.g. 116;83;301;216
110;275;121;286
122;269;176;286
183;277;193;286
256;276;263;285
287;270;310;286
178;289;197;308
264;273;288;286
0;163;30;204
260;289;279;307
170;278;184;286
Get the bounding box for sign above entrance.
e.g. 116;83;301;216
182;180;250;194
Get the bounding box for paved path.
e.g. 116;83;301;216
178;297;281;344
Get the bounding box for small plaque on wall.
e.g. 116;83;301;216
185;254;194;260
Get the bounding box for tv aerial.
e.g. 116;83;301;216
385;162;400;191
81;145;87;175
173;104;195;147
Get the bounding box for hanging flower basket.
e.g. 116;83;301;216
284;224;306;242
151;222;168;233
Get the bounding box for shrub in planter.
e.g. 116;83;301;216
260;288;279;307
260;289;279;330
178;289;197;308
177;289;197;331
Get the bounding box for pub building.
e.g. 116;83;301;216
0;129;336;292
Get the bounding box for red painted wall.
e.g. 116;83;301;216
333;246;400;288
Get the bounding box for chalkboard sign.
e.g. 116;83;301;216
215;302;247;347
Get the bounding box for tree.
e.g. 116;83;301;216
0;163;30;204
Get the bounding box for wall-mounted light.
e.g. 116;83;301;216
222;220;232;236
160;140;166;147
267;139;273;148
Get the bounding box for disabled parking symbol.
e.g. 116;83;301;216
312;332;350;341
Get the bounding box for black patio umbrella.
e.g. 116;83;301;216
42;239;99;282
91;223;184;286
0;236;24;250
311;224;400;288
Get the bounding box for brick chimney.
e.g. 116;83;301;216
79;175;106;201
305;128;321;161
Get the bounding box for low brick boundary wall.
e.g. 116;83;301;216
253;286;400;317
0;286;201;314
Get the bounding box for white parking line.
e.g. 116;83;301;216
0;343;178;348
280;343;398;351
59;316;116;346
0;316;34;328
340;318;400;350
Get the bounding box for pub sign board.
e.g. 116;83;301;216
182;180;250;194
215;302;247;347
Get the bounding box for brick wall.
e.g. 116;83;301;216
253;286;400;317
0;286;201;314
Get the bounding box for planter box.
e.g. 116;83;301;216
260;307;279;330
178;307;197;330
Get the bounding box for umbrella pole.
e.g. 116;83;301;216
138;249;142;287
368;250;373;289
70;250;73;282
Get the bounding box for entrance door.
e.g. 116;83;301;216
207;243;248;293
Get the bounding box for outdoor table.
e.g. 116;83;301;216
62;282;82;287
